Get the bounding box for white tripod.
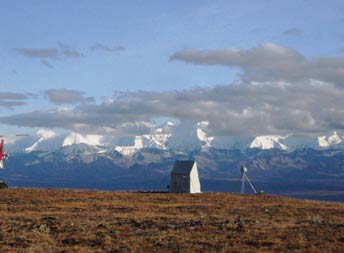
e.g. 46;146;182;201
240;166;257;194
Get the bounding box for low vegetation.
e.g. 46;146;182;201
0;188;343;252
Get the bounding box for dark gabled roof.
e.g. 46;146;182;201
171;160;196;174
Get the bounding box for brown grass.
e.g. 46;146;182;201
0;188;343;252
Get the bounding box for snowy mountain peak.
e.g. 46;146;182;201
25;129;58;152
114;133;171;156
196;121;214;148
36;129;56;139
62;132;103;147
317;131;342;148
249;135;288;150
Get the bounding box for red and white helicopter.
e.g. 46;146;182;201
0;139;8;169
0;134;29;169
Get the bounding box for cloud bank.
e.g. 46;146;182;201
1;80;344;136
14;43;123;68
170;43;344;86
0;92;33;109
45;89;95;105
14;44;83;60
283;27;303;37
90;43;125;53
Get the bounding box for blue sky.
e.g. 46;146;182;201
1;1;344;136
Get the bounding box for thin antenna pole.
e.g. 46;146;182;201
241;174;245;194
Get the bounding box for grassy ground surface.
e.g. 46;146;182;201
0;188;343;252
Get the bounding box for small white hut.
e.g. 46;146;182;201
169;160;201;193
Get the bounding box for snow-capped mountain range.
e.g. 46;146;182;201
5;121;344;155
2;122;344;201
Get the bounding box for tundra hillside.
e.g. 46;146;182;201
0;189;343;252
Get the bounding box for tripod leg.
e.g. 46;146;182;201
241;174;245;194
244;174;257;194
